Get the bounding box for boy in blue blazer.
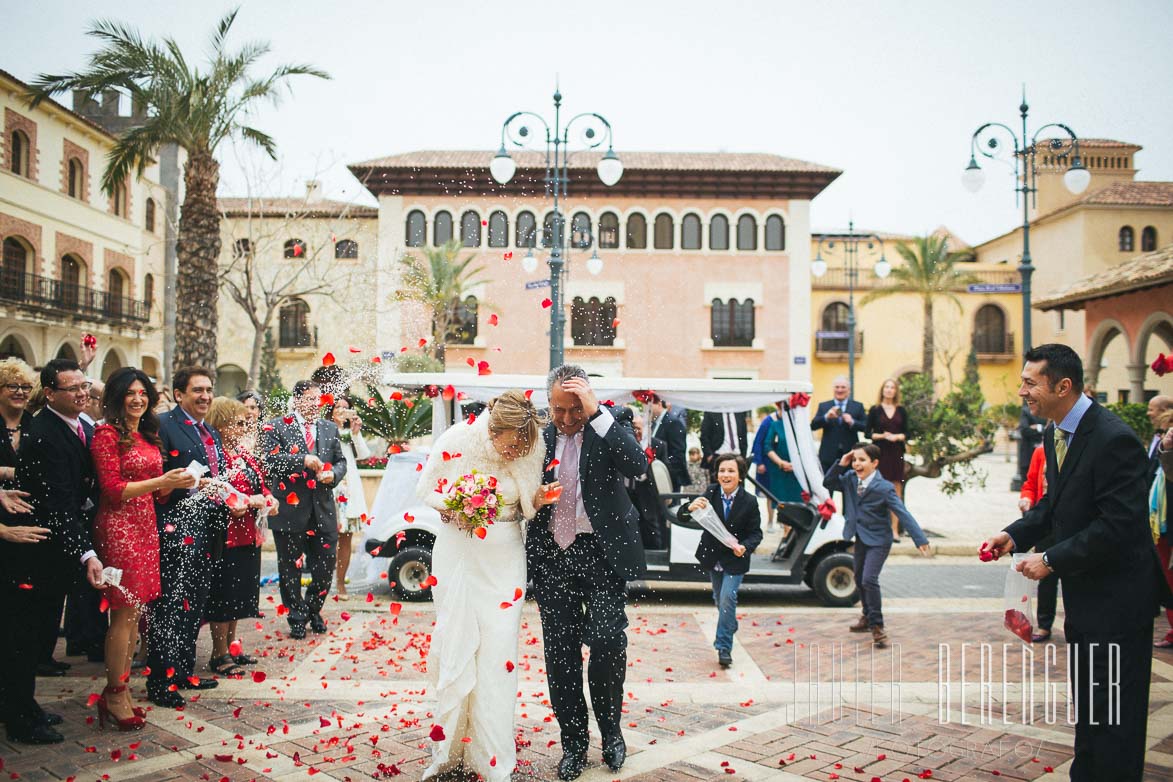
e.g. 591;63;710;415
824;443;931;647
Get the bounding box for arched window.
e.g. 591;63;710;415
972;304;1007;354
433;211;453;245
711;298;755;347
283;238;307;258
105;268;126;317
487;210;508;248
681;214;701;250
653;213;674;250
709;215;730;250
736;215;758;250
1141;226;1158;252
112;181;128;217
61;254;84;308
334;239;358;259
765;214;786;251
626;214;647;249
1;238;29;298
405;210;426;247
9;130;29;177
571;296;618;347
145;198;156;232
68;158;84;198
598;212;619;249
143;272;154;314
571;212;592;249
448;295;478;345
233;238;252;259
1118;226;1134;252
278;298;313;348
819;302;850;352
542;212;562;248
515;211;537;248
460;210;481;247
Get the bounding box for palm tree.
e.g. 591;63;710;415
859;234;979;381
395;240;489;366
25;9;329;371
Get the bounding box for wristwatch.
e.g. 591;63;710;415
1041;552;1052;570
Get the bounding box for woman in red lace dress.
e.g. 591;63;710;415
92;368;195;729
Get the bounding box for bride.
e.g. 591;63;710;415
418;390;553;781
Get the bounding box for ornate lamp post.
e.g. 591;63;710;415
490;88;622;370
811;220;890;395
962;90;1090;490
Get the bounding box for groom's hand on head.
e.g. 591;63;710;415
560;377;599;418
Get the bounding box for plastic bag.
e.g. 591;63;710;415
690;501;739;550
1003;553;1038;643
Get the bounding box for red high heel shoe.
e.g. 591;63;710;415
96;685;145;731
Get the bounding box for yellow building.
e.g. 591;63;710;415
809;228;1024;405
972;139;1173;401
0;69;166;378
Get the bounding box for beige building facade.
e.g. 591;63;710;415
0;69;165;378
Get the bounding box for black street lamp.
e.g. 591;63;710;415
811;220;890;395
490;88;622;370
962;89;1090;490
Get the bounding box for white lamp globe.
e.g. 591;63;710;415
873;258;891;279
961;159;985;194
1064;161;1091;194
597;150;623;187
811;258;828;278
521;250;538;274
585;251;603;276
490;148;516;185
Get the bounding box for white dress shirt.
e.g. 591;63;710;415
552;406;615;536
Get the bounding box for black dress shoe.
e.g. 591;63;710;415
147;688;186;708
289;623;307;640
35;662;67;677
7;722;64;744
557;748;588;781
602;734;627;771
39;711;64;727
309;613;327;634
178;677;219;691
718;650;733;668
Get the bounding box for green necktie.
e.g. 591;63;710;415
1054;427;1068;472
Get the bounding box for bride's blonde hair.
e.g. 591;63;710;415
486;390;547;456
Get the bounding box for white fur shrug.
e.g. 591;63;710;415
416;412;546;522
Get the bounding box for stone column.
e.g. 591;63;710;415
1126;363;1147;403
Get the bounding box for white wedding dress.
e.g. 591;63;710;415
417;413;544;782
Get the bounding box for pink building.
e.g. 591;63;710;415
349;151;840;379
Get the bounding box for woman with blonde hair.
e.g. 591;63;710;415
417;390;556;782
0;357;36;487
865;378;908;543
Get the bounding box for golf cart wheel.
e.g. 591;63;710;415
389;546;433;601
811;552;858;607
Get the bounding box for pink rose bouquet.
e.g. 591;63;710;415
439;471;501;538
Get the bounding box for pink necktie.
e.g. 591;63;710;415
76;421;86;443
304;420;316;452
552;433;580;549
196;422;220;477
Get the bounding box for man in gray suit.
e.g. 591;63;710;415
261;380;347;639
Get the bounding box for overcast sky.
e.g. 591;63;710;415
8;0;1172;245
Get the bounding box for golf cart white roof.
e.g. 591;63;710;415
380;371;812;414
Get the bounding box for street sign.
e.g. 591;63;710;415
525;279;551;290
967;283;1021;294
815;330;850;338
793;356;807;365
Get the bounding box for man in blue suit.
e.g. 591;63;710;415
811;376;867;473
824;443;931;648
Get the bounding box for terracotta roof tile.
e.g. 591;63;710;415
350;149;840;174
218;197;377;218
1076;181;1173;207
1035;242;1173;310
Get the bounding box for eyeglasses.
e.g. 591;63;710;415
52;382;93;394
2;384;33;394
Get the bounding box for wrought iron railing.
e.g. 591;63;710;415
0;271;149;323
815;330;864;354
972;330;1016;357
811;268;1020;290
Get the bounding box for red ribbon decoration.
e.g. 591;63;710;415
788;392;811;408
816;498;837;521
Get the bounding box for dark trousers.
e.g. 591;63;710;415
272;509;336;627
64;581;107;656
853;540;891;627
39;592;65;663
147;532;212;693
1036;572;1059;632
531;533;628;750
1066;623;1153;782
0;585;62;729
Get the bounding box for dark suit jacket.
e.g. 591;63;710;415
1004;402;1169;635
157;406;229;546
699;412;749;466
527;411;649;581
690;485;762;576
823;463;928;547
811;398;866;467
650;412;689;489
261;415;347;535
2;410;97;591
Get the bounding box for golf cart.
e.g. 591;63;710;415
359;373;858;607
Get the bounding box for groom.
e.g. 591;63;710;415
528;365;648;780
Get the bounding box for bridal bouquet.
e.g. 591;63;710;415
439;471;501;538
